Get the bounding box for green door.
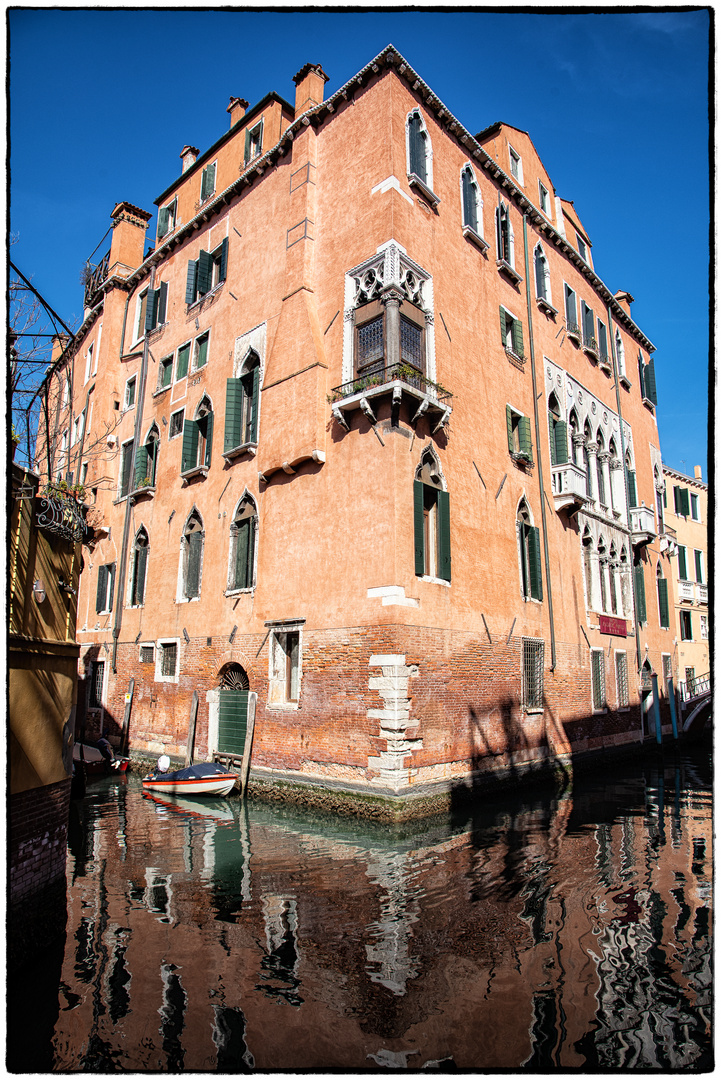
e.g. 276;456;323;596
218;690;249;756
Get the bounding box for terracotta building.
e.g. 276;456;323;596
38;45;677;814
660;464;709;699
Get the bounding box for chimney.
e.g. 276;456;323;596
614;290;634;315
293;63;329;119
108;202;152;276
694;465;703;480
180;145;200;173
227;97;249;128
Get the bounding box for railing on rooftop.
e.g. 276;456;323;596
82;250;110;308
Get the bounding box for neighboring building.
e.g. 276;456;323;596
37;46;676;815
8;462;85;963
661;464;709;699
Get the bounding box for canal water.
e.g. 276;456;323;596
11;739;712;1072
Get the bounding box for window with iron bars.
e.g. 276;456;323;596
139;645;155;664
591;649;607;711
522;638;544;710
89;660;105;709
615;651;629;709
161;642;178;677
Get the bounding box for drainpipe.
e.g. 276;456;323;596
607;302;643;676
111;269;155;673
522;214;556;671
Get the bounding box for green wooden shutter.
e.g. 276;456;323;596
197;250;212;296
158;207;170;239
176;343;190;380
511;317;524;358
506;405;514;453
244;129;251;164
106;563;115;613
147;438;158;484
657;577;669;628
224;378;244;451
201;163;215;200
644;357;658;405
248;366;260;443
234;519;250;589
134;444;149;488
195;334;208;370
96;564;107;613
219;237;228;283
204;412;213;468
694;549;703;583
627;469;637;508
554;419;568;465
134;544;148;606
634;563;646;624
500;307;508;347
145;288;157;332
181;420;199;472
186;533;202;598
121;443;133;496
529;525;543;601
409;114;426;183
678;487;690;517
185;261;197;304
519;415;533;462
438;489;451;582
678;546;688;581
157;281;168;325
673;485;680;513
413;480;425;575
218;690;249;755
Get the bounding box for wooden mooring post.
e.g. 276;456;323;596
120;678;135;756
239;693;257;798
185;691;199;767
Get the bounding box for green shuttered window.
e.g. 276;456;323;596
506;405;533;464
674;485;690;517
186;532;202;599
408;113;427;184
224;365;260;452
549;415;568;465
413;479;451;582
462;168;477;232
657;576;669;629
634;563;646;624
520;522;543;601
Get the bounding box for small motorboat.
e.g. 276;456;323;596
142;759;238;797
73;741;130;775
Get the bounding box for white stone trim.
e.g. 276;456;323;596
371;175;414;205
366;655;422;790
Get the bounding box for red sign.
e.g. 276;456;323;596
599;615;627;637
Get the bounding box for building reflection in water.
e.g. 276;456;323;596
38;746;713;1071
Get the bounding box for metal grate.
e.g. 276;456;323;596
140;645;154;664
400;316;423;369
89;661;105;708
161;642;178;677
591;649;607;710
522;638;544;710
357;316;384;371
615;652;629;708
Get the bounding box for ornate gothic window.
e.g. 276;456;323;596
228;495;257;592
414;447;450;581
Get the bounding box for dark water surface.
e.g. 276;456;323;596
11;741;712;1071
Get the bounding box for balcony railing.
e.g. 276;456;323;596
551;461;588;511
696;583;708;604
330;363;452;433
82;250;110;307
629;504;656;545
565;319;581;344
582;335;599;360
35;483;92;544
678;580;695;602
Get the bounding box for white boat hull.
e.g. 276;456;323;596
142;775;237;797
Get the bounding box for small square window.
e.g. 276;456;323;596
155;639;180;682
169;410;184;439
139;644;155;664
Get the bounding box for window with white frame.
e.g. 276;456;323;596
564;284;579;338
694;549;704;584
268;624;303;707
615;651;629;708
413;447;451;582
228;496;258;592
124;375;137;411
690;493;700;520
500;307;524;361
576;234;588;262
180;512;204;600
661;653;672;687
591;649;607;711
174;341;191;382
72;410;85;447
597;319;609;364
700;614;708;640
200;161;216;202
157;198;177;240
538;181;550;216
169;409;184;439
581;300;596;353
517;500;542;601
534;244;552;308
406;110;436;204
129;527;149;607
192;331;210;372
506;406;533;465
84;343;94;384
509;145;523;184
522;638;544;710
460;165;486;247
244;120;263;163
496;200;516;270
118;439;134;498
185;241;228;305
158;354;174;390
155;640;180;682
657;564;670;629
615;329;628;382
96;562;116;614
680;609;693;641
181;397;213;476
134;289;149;342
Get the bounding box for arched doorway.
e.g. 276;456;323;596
216;663;251;762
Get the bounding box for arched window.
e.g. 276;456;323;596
534;243;551;305
598;537;608;612
656;562;669;629
654;465;664;532
548;393;567;465
569;410;581;467
582;529;594;609
517;500;542;601
496;200;515;268
584;421;593;496
406;110;434;197
615;329;626;379
182;396;213;476
461;164;484;242
608;543;618;614
135;425;159;490
228;495;257;592
181;511;204;600
608;438;619;511
414;448;450;581
129;527;149;607
596;431;606;505
625;450;637;508
224;351;260;454
218;662;249;690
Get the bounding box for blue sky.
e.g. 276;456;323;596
9;8;711;479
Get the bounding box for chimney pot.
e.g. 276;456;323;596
293;62;329;118
227;96;249;128
180;145;200;173
694;465;703;480
614;290;634;315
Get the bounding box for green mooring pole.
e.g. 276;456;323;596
651;673;662;745
667;677;679;740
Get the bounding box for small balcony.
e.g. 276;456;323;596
678;580;695;603
565;319;582;345
330;363;452;433
551;461;588;511
630;503;656;545
696;583;708;604
582;335;599;361
82;249;110;308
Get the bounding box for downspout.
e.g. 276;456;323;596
607;302;643;675
522;214;557;670
111;270;154;674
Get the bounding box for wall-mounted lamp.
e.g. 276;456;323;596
33;578;46;604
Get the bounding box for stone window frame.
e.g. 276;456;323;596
226;491;259;595
266;619;305;710
155;638;180;683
